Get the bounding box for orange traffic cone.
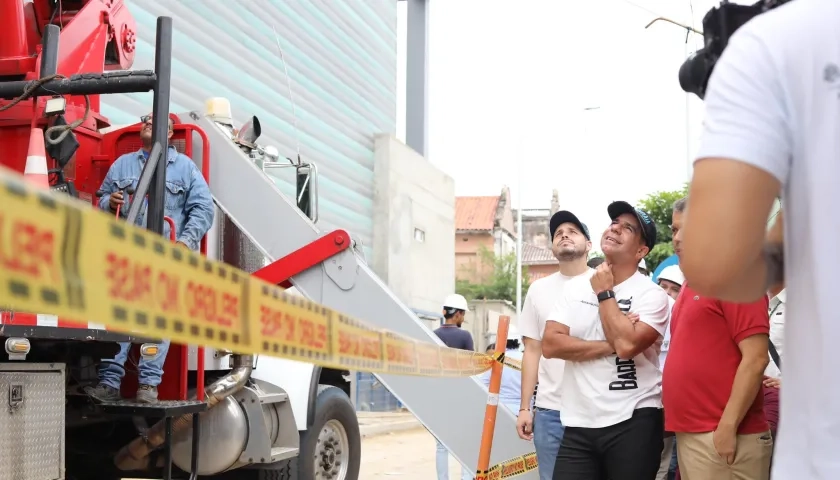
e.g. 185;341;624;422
24;127;50;190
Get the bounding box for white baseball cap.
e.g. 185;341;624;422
658;265;685;286
442;293;470;312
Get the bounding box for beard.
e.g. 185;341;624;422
554;245;586;262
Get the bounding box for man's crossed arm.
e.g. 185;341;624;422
542;320;614;361
598;292;669;359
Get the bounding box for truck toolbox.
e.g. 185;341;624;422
0;363;65;480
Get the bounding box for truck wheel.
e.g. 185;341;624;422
298;385;361;480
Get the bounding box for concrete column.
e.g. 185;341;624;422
405;0;429;157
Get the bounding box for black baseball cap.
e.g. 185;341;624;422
607;201;657;253
549;210;590;240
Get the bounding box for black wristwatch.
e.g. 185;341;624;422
597;290;616;303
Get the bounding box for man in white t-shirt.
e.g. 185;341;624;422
517;210;593;480
677;2;838;478
543;201;670;479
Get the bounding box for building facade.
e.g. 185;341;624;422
454;188;516;283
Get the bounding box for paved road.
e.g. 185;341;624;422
361;426;474;479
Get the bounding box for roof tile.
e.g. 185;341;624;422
455;196;499;231
522;243;556;265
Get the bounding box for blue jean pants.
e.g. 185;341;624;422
533;407;565;480
99;340;171;389
436;439;474;480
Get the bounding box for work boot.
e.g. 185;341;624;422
84;384;122;402
136;384;159;403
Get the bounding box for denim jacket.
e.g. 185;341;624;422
97;146;214;250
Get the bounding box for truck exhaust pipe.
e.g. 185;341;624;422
114;354;254;471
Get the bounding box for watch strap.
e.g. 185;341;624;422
597;290;616;303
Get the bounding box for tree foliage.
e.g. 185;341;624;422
635;184;688;273
456;245;530;308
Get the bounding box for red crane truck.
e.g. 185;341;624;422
0;1;363;479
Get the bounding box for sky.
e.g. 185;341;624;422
394;0;733;242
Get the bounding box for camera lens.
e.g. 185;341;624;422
679;48;712;100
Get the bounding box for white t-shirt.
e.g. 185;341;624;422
519;269;593;411
693;2;837;477
547;271;670;428
659;296;675;370
764;291;785;378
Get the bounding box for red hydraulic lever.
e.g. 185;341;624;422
252;230;352;289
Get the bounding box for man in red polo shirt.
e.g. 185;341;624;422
663;196;773;480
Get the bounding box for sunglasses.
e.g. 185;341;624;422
140;115;173;130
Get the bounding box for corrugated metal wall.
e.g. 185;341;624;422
102;0;398;254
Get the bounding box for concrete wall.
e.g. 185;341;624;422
372;135;455;326
465;300;518;353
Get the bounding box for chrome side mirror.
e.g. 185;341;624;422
296;162;319;224
235;115;261;146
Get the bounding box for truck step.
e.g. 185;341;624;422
98;399;208;418
270;446;298;462
258;392;287;404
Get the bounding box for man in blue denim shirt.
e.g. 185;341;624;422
85;112;214;403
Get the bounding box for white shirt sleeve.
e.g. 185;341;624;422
545;292;572;329
519;288;542;341
694;22;792;185
633;288;670;337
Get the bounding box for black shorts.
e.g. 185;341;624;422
553;407;664;480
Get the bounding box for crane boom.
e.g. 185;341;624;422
184;114;539;477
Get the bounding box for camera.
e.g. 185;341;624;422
679;0;793;99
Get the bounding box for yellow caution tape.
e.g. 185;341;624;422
0;166;525;377
478;452;538;480
491;351;522;372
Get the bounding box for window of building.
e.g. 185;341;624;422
414;228;425;243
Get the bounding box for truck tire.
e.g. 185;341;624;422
297;385;361;480
206;459;296;480
255;461;296;480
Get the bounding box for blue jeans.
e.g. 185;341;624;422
669;438;678;480
436;439;474;480
533;407;565;480
99;340;170;389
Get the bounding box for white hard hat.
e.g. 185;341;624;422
443;293;470;312
638;258;647;269
507;324;520;340
658;265;685;286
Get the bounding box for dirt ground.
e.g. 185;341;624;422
361;426;472;479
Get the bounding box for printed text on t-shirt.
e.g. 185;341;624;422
610;357;638;390
610;296;637;390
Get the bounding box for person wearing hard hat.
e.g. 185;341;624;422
638;258;650;277
433;293;474;480
479;325;524;413
654;264;684;480
434;294;474;351
658;265;684;303
656;264;684;371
